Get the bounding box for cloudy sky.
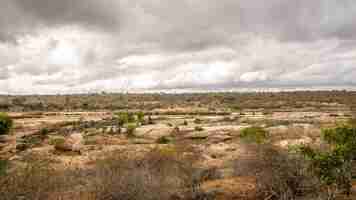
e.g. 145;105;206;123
1;0;356;94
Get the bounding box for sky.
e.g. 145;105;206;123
0;0;356;94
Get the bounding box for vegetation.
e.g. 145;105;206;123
299;125;356;198
234;143;319;200
194;126;204;132
240;126;268;144
156;136;171;144
126;123;137;137
0;113;12;135
0;147;206;200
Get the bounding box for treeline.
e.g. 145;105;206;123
0;91;356;112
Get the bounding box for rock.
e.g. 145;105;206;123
53;133;83;153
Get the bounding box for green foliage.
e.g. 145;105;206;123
115;112;129;126
240;126;268;144
299;125;356;196
137;111;145;123
39;128;49;136
0;113;13;135
156;136;171;144
126;123;137;137
115;111;142;127
127;112;136;123
49;137;65;146
0;160;8;176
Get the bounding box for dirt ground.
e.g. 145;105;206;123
1;108;355;199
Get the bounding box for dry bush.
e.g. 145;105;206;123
0;145;214;200
234;143;321;200
0;154;68;200
88;147;207;200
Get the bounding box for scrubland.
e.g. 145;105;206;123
1;91;356;200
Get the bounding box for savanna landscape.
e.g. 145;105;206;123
2;1;356;200
1;91;356;200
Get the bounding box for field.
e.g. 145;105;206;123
1;91;356;200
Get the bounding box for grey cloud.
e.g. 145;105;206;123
1;0;356;93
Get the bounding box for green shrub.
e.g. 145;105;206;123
126;123;137;137
137;111;145;123
0;113;13;135
0;160;8;176
240;126;268;144
127;112;136;123
299;125;356;197
115;112;129;126
49;137;66;146
156;136;171;144
39;128;49;136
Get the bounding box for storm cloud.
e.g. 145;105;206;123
0;0;356;94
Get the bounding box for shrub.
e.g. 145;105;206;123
126;123;137;137
39;127;50;136
0;113;13;135
0;154;63;200
49;137;69;151
234;143;320;200
137;111;145;124
0;159;8;176
299;125;356;197
156;136;171;144
194;118;202;124
240;126;268;144
89;147;204;200
127;112;136;123
116;112;129;126
194;126;204;132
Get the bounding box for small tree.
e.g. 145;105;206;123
126;123;137;137
299;125;356;198
137;111;145;124
115;112;129;127
0;113;13;135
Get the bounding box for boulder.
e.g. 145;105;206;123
53;133;83;153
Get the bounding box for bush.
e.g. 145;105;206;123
137;111;145;124
0;154;64;200
299;125;356;198
194;118;202;124
156;136;171;144
89;147;204;200
39;127;50;136
126;123;137;137
194;126;204;132
240;126;268;144
234;143;320;200
0;113;13;135
0;159;8;176
116;112;129;126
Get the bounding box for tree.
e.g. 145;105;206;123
299;125;356;198
0;113;13;135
